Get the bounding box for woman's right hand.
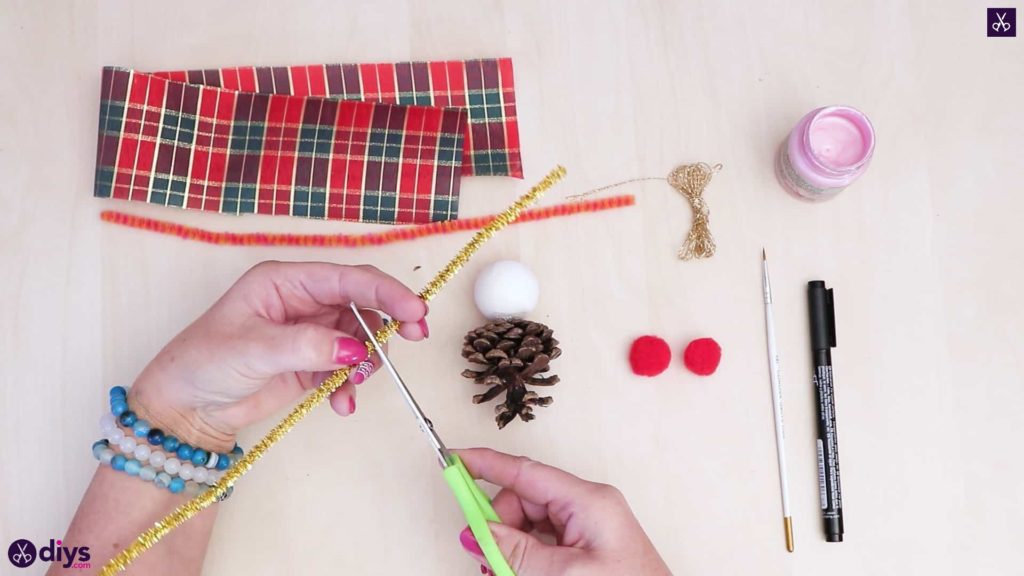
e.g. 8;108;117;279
455;448;672;576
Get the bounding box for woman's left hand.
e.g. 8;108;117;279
126;261;429;452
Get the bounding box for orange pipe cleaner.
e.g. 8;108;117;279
100;195;635;247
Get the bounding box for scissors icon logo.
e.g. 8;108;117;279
993;12;1011;31
987;7;1016;36
7;539;37;567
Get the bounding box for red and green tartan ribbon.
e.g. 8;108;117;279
94;58;521;225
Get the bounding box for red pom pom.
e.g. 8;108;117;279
629;336;672;376
683;337;722;376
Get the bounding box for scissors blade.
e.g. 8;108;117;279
348;303;452;469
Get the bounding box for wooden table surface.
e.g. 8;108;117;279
2;1;1022;574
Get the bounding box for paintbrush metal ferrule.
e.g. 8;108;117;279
785;516;794;552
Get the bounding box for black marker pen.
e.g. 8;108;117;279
808;280;844;542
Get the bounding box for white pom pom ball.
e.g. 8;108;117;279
473;260;540;320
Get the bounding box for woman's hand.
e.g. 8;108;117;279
128;261;429;452
455;448;671;576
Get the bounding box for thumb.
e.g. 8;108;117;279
486;522;578;576
248;321;369;375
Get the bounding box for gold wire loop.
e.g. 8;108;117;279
668;162;721;260
564;162;721;260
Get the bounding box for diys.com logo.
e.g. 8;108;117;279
7;538;91;570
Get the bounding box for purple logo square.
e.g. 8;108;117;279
988;8;1016;37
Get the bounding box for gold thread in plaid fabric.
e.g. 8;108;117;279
149;58;522;178
94;67;467;224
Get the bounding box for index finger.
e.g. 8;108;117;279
454;448;588;508
242;261;427;324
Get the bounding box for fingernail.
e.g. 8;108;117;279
334;337;369;365
479;565;488;575
350;361;373;385
417;317;430;339
460;527;483;557
348;396;356;415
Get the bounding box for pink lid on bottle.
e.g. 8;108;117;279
776;106;875;201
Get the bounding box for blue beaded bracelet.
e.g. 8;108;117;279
108;386;241;472
96;425;223;487
93;438;234;500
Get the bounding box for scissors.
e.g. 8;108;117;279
349;303;514;576
11;542;34;565
993;11;1011;32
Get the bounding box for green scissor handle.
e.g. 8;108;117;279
443;454;515;576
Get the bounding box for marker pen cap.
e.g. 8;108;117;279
808;280;836;351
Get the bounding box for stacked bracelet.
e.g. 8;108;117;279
97;386;243;499
107;386;241;471
92;439;230;498
97;420;222;485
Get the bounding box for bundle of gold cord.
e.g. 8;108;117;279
668;162;722;260
100;166;567;574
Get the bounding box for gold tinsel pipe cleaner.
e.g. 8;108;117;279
100;166;567;574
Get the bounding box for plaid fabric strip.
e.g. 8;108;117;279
150;58;522;178
94;67;467;224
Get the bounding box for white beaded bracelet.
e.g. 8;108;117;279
100;413;222;486
93;440;215;497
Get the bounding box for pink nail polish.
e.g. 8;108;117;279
350;361;373;385
348;396;356;415
480;565;488;574
417;317;430;339
334;337;369;365
460;527;483;557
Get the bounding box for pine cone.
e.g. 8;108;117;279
461;319;561;429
